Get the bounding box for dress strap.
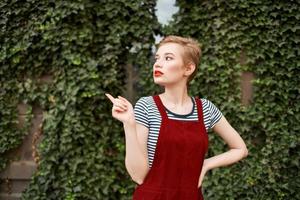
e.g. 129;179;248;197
195;97;205;125
153;95;168;120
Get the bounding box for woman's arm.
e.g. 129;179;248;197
198;115;248;187
206;115;248;169
123;121;149;184
105;94;149;184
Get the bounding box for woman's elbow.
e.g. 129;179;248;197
132;177;145;185
131;169;148;185
243;146;249;158
125;160;149;184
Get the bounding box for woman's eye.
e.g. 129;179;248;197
165;57;172;61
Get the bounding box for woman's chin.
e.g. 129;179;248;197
154;82;165;87
153;79;165;86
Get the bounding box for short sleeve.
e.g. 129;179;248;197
206;99;223;129
134;97;149;128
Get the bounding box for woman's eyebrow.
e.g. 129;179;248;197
155;52;175;57
164;52;175;56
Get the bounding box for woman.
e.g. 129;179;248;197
105;35;248;200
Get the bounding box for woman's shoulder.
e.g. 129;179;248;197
134;96;155;108
136;95;153;103
193;96;209;104
193;97;221;110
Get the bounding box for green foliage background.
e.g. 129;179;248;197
1;0;299;199
159;0;299;199
0;0;159;199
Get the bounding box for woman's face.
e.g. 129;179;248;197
153;43;188;87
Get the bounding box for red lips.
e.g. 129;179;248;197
154;70;164;77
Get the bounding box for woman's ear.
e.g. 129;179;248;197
184;62;196;77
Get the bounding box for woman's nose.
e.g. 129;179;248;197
154;59;163;68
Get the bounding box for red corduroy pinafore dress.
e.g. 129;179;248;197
133;95;209;200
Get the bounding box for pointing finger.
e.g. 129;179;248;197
105;93;116;104
118;96;129;104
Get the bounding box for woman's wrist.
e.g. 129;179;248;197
123;118;136;127
203;159;212;171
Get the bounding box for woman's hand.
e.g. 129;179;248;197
105;93;135;124
198;160;209;188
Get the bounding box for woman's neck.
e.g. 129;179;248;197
160;84;190;107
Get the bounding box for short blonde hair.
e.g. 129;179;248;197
158;35;202;84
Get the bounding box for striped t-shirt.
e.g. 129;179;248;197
134;96;223;168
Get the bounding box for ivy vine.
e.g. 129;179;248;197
1;0;159;199
158;0;299;199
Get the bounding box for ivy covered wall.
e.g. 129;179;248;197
1;0;299;199
0;0;159;199
159;0;299;199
